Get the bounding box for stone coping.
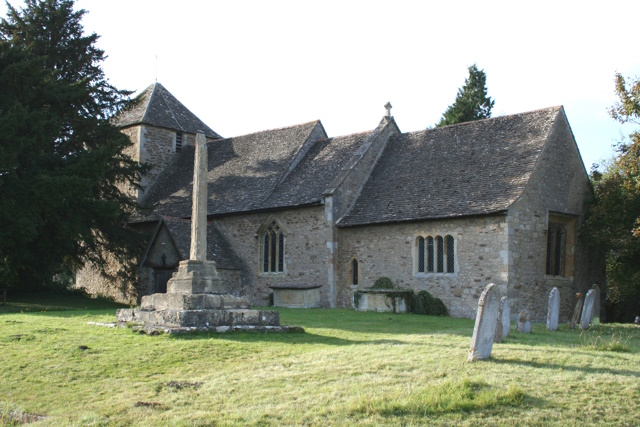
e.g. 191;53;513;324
269;283;322;290
356;288;413;294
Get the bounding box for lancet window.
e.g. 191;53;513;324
262;220;284;273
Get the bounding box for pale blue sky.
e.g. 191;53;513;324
4;0;640;170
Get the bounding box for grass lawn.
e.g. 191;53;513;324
1;294;639;426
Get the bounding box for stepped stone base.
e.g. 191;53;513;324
116;307;280;329
116;259;294;334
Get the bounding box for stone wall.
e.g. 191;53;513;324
506;110;605;321
214;206;331;306
75;253;140;305
337;215;508;318
138;126;197;198
75;222;156;304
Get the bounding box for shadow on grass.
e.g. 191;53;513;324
490;356;640;378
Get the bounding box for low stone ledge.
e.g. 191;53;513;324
269;284;322;308
354;289;412;313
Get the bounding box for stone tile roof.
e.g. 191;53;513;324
338;107;563;227
115;83;221;139
261;131;372;209
161;218;240;269
139;121;357;219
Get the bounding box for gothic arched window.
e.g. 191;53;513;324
262;220;284;273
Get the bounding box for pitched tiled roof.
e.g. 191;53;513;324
139;121;356;219
115;83;221;139
338;107;563;227
261;131;372;209
161;218;240;269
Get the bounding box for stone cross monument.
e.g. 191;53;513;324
115;133;288;333
190;133;208;261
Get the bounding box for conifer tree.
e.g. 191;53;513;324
0;0;145;289
436;64;495;127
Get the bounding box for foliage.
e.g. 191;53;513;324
410;290;449;316
436;64;495;127
371;276;395;289
0;0;146;289
582;72;640;322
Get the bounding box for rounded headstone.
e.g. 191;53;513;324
468;283;500;362
500;297;510;339
580;289;595;330
547;287;560;331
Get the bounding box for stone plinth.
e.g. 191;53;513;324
270;284;321;308
355;289;411;313
116;260;289;334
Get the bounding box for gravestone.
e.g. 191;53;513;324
569;293;584;329
468;283;500;362
591;285;601;325
494;301;504;343
580;289;596;330
546;287;560;331
516;309;531;333
116;133;291;333
500;297;510;339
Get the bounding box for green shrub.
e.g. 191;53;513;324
411;290;449;316
371;277;395;289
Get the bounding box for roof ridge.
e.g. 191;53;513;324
427;105;563;132
226;120;320;139
139;83;157;125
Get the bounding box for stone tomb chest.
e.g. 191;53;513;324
354;289;411;314
270;284;322;308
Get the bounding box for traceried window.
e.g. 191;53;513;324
416;234;455;274
262;221;284;273
175;132;183;152
546;222;566;276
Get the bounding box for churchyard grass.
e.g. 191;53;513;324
1;296;640;426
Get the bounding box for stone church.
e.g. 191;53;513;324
76;82;605;321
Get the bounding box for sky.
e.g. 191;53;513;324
4;0;640;170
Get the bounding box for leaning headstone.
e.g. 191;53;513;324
468;283;500;362
500;297;510;339
569;293;584;329
494;301;504;343
516;309;531;333
546;287;560;331
580;289;596;330
591;285;601;325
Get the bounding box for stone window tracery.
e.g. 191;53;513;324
415;234;455;274
261;220;284;273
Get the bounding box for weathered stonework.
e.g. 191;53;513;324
215;206;331;306
337;215;508;318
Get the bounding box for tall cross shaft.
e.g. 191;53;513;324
190;133;208;261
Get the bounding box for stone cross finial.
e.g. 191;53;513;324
384;102;392;117
190;132;208;261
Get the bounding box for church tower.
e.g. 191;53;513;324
115;83;221;201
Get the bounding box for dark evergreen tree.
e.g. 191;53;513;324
0;0;145;289
582;73;640;321
436;64;495;127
